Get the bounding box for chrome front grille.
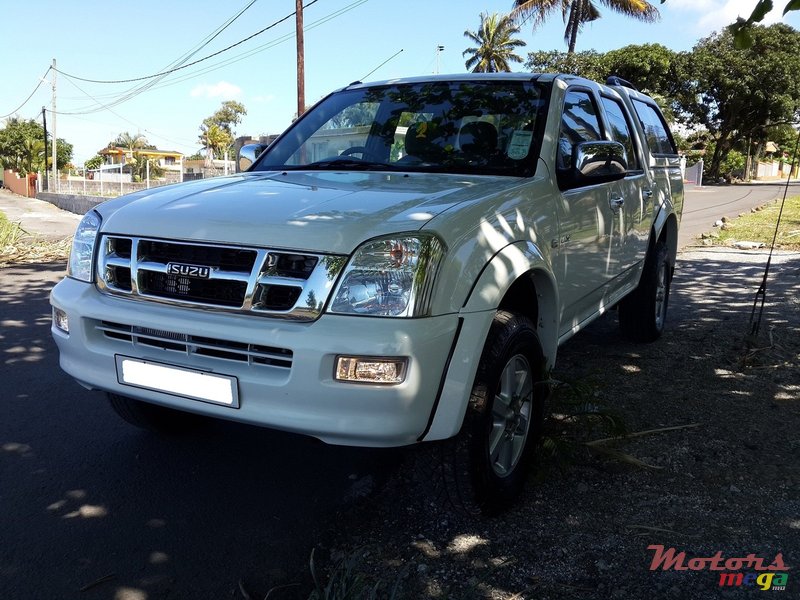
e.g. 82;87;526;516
97;236;344;320
98;321;293;369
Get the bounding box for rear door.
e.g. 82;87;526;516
626;95;684;227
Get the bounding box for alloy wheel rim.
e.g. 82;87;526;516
655;259;668;329
489;353;533;478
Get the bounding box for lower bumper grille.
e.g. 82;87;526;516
97;321;293;369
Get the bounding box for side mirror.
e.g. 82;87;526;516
237;144;268;172
559;140;628;189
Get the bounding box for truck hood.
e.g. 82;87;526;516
97;171;516;254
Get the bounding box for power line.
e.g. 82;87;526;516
55;0;320;85
1;67;52;119
53;0;369;116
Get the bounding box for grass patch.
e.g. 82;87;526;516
712;194;800;250
0;211;71;267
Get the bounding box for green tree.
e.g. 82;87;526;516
513;0;660;54
0;118;72;175
200;123;232;162
462;12;527;72
85;155;103;170
198;101;247;159
604;43;682;96
525;49;607;80
130;152;165;182
112;131;148;152
676;23;800;179
727;0;800;47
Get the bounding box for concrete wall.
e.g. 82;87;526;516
3;169;37;198
37;192;106;215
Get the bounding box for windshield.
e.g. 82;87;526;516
253;80;548;177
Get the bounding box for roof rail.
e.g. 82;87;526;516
606;76;638;91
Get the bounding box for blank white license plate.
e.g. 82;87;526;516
115;356;239;408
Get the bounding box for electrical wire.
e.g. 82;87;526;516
55;0;319;85
54;0;369;116
1;67;52;119
2;2;261;117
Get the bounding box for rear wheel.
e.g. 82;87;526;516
107;393;204;434
429;311;547;515
619;240;671;342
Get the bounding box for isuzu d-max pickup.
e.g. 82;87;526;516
51;73;682;513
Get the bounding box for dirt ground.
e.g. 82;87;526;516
310;246;800;599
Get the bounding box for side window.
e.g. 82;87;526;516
632;100;677;156
600;96;639;170
558;90;602;170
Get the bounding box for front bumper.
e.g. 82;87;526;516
50;277;461;447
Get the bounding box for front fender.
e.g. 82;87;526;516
421;241;559;442
462;240;559;368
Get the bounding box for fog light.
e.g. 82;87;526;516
53;308;69;333
335;356;407;384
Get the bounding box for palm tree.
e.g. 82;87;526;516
463;12;527;73
200;123;231;164
114;131;148;152
512;0;660;54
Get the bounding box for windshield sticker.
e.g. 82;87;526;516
507;131;533;160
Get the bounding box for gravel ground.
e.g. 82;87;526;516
309;246;800;599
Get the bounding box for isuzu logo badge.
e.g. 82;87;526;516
166;263;211;278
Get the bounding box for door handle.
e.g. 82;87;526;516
609;196;625;210
642;189;654;199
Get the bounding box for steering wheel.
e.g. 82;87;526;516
339;146;379;161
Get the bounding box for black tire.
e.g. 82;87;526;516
619;240;672;342
107;393;204;434
427;311;547;515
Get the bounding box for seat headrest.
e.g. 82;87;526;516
405;122;444;161
459;121;497;154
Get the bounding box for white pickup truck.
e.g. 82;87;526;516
51;73;682;513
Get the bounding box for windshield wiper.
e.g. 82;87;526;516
304;157;396;171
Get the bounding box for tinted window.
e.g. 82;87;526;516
632;100;676;155
558;90;602;170
600;96;639;170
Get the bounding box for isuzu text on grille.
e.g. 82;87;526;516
166;263;211;278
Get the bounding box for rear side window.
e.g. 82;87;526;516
632;99;676;156
558;90;602;170
600;96;639;170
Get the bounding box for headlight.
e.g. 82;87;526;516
67;211;102;282
328;234;445;317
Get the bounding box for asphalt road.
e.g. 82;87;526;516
0;263;400;599
679;181;799;247
1;181;795;599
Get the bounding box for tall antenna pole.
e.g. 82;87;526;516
296;0;305;119
51;58;57;193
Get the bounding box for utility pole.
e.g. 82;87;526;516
51;59;57;194
42;106;49;192
296;0;305;119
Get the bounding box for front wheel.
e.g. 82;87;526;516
430;311;547;515
619;240;672;342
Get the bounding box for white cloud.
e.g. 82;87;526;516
190;81;242;100
665;0;792;33
696;0;789;31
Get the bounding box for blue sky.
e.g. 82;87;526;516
1;0;798;164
